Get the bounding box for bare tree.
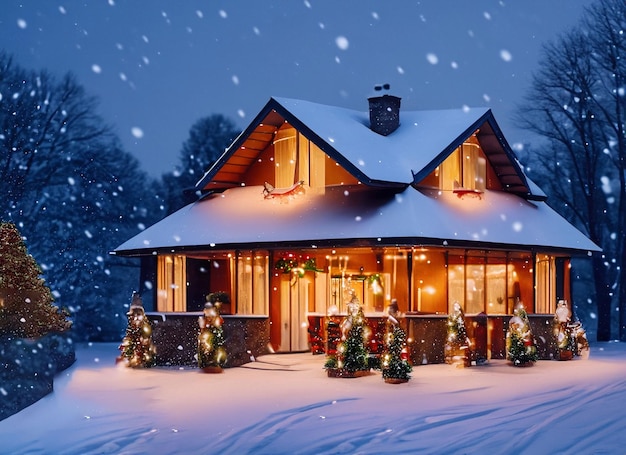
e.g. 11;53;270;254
0;52;160;340
160;114;240;214
517;0;626;341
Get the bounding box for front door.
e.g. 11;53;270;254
278;273;311;352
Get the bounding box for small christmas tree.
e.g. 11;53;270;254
444;301;471;367
0;221;71;338
506;303;538;366
553;300;589;360
326;293;371;377
553;300;576;360
117;292;156;368
381;307;412;383
197;292;228;372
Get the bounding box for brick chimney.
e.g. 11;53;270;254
368;84;401;136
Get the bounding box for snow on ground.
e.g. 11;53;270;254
1;342;626;455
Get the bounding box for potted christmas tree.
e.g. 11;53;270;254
381;304;412;383
553;300;576;360
117;292;157;368
197;292;228;373
506;303;538;367
444;301;471;368
553;300;590;361
325;293;371;378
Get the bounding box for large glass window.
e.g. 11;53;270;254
412;250;446;313
535;254;555;314
447;253;466;312
156;255;186;312
443;250;537;315
236;251;269;315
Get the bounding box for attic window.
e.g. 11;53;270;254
422;139;488;194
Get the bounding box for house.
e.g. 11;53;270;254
112;89;600;367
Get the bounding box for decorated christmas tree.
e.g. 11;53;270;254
117;292;156;368
197;292;228;372
506;303;538;366
553;300;589;360
444;301;471;367
327;293;371;377
553;300;576;360
381;313;412;383
0;221;71;338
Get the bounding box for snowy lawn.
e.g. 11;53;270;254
1;342;626;454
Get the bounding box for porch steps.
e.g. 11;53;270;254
240;353;321;371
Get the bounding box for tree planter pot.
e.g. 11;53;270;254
201;366;224;374
326;368;369;378
508;361;535;368
558;350;574;361
384;377;409;384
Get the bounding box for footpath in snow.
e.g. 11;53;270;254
1;341;626;454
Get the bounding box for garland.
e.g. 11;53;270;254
274;257;323;276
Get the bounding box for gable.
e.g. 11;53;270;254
411;112;537;199
196;99;382;192
195;97;541;200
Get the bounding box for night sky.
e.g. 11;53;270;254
1;0;590;176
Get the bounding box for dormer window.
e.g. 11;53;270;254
420;136;491;193
270;124;358;192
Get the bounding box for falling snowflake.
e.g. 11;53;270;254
500;50;512;62
131;127;144;139
335;36;349;50
426;53;438;65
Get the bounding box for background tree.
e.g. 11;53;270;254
516;0;626;341
0;52;162;341
0;221;71;338
160;114;240;214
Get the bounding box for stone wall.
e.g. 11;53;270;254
147;313;271;368
405;314;558;366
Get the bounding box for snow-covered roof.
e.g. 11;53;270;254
114;96;598;256
114;184;600;255
197;97;534;198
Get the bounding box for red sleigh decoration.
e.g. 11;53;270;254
263;180;305;199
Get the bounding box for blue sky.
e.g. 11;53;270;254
1;1;590;176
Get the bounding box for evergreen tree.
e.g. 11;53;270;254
382;323;412;382
0;221;71;338
117;292;156;368
444;301;471;367
197;292;228;371
506;304;538;366
337;298;370;373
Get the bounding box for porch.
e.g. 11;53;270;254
146;312;558;367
